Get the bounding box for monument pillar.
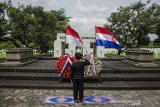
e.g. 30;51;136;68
54;33;66;57
54;41;65;57
61;42;65;55
93;43;97;55
96;46;105;58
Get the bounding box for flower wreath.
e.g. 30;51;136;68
56;54;103;78
84;54;103;77
56;54;77;78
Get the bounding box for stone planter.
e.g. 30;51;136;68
125;49;153;62
0;48;37;66
6;48;33;61
123;49;159;68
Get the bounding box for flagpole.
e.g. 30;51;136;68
65;24;67;43
94;25;97;55
64;24;68;55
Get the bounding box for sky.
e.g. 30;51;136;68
1;0;160;36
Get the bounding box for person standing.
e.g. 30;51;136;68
71;52;90;103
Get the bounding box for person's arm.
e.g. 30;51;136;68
84;59;91;66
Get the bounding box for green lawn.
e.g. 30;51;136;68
153;53;160;60
0;54;5;59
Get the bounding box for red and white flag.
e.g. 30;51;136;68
65;26;85;48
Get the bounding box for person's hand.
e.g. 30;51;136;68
84;59;91;65
84;59;88;61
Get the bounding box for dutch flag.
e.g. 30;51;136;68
96;26;120;49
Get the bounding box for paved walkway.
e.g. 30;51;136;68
0;89;160;107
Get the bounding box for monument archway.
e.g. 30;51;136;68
93;43;97;55
54;33;105;57
61;42;65;55
76;47;83;54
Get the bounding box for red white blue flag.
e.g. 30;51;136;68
96;26;120;49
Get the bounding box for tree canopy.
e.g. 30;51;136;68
105;0;160;48
0;0;69;53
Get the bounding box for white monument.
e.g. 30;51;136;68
54;33;113;58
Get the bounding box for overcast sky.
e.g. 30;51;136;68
1;0;160;36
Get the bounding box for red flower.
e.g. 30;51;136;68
56;54;77;78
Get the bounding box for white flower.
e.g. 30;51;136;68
84;54;103;77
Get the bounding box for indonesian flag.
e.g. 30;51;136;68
65;26;85;48
96;26;120;49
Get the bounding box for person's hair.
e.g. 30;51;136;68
75;52;82;60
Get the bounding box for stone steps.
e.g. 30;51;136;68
0;58;160;90
0;80;160;90
0;68;160;73
0;72;160;81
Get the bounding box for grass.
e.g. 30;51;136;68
33;53;50;57
153;53;160;60
0;54;5;59
33;53;44;56
105;51;125;57
120;52;126;57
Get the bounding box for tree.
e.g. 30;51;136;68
0;1;69;53
0;1;11;44
7;4;35;47
105;0;160;48
31;7;69;53
154;5;160;36
153;37;160;45
139;36;150;46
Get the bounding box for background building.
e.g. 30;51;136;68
54;33;117;58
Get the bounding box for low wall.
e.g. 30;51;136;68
0;48;37;66
6;48;33;61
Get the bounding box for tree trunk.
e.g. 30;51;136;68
136;31;142;48
17;37;29;47
137;36;141;48
124;35;128;48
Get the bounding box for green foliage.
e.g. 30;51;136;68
154;5;160;37
105;51;118;55
139;36;150;45
105;1;160;48
33;52;47;56
153;53;160;60
153;38;160;45
0;1;69;52
105;51;125;57
0;41;16;49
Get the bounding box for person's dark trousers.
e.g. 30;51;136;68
73;79;84;101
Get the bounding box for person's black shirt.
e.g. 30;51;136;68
71;59;90;79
